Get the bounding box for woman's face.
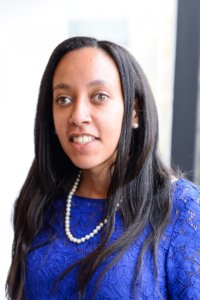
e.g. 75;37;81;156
52;47;124;173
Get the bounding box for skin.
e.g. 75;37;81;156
53;47;138;198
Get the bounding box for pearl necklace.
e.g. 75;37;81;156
65;171;108;244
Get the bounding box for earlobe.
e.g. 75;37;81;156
132;100;140;128
133;123;139;129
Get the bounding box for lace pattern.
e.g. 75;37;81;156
25;178;200;299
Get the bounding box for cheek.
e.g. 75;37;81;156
110;107;124;131
53;117;60;133
54;121;66;140
103;112;123;143
53;112;66;133
53;110;58;129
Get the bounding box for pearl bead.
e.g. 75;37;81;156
65;172;105;244
65;170;121;244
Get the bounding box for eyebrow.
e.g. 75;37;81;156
53;83;71;91
53;80;111;92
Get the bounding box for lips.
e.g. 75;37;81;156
69;134;98;145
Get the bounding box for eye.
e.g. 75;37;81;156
93;93;109;103
56;96;72;106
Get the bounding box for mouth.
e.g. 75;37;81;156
69;134;98;145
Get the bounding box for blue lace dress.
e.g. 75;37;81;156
25;178;200;299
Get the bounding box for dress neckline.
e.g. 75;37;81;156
73;194;106;202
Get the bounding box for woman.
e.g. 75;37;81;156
6;36;200;299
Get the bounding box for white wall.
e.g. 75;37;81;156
0;1;69;298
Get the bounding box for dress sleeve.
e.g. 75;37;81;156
167;180;200;299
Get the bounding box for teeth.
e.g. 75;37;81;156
72;135;95;144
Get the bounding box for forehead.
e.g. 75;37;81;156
53;47;121;85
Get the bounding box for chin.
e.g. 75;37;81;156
71;159;99;171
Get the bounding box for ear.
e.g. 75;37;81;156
132;99;140;128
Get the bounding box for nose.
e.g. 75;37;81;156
69;98;92;126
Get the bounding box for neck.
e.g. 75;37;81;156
75;169;112;199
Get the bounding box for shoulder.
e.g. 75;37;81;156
168;177;200;249
172;177;200;200
166;178;200;298
172;178;200;216
171;178;200;230
172;177;200;204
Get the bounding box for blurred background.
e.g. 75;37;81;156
0;0;200;298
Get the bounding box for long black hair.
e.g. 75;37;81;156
6;36;173;299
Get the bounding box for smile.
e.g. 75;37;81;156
71;135;96;144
